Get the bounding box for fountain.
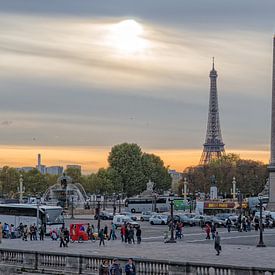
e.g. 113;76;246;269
42;174;88;208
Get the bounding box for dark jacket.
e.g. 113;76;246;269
109;263;122;275
125;263;136;275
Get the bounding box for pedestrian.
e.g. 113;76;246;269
33;224;38;240
128;226;135;244
23;225;28;241
29;225;34;241
99;259;109;275
214;232;221;256
254;216;259;231
226;218;232;233
110;222;117;241
109;258;122;275
103;225;108;240
211;223;216;239
125;258;136;275
0;222;3;243
3;223;9;239
205;224;211;239
39;225;45;241
136;226;141;244
242;217;247;232
121;224;126;242
10;224;15;239
125;225;129;243
63;227;69;246
99;228;105;246
59;229;66;248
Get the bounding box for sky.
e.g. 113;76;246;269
0;0;274;173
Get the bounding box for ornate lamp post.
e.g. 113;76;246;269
36;196;40;228
18;174;25;203
257;195;266;247
71;196;75;219
113;193;117;216
118;193;122;213
166;198;176;243
183;177;188;202
96;195;101;233
232;177;237;200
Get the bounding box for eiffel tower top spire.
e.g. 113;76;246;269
199;59;225;165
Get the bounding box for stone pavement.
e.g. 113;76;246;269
1;237;275;269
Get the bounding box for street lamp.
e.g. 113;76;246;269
118;193;122;213
232;177;237;200
71;196;75;219
183;177;188;202
96;195;101;233
36;196;40;228
257;195;266;247
18;175;25;203
166;198;176;243
113;193;116;216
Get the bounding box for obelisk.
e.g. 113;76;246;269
268;35;275;210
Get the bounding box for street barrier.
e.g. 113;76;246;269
0;248;274;274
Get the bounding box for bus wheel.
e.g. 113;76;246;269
131;209;136;213
78;236;83;242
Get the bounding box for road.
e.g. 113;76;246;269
65;216;275;247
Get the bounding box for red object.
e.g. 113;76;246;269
69;223;89;242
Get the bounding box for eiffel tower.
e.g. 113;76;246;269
200;58;225;165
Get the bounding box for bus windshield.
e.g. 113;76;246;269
45;209;64;224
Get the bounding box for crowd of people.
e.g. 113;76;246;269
99;257;136;275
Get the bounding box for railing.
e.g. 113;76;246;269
0;248;274;274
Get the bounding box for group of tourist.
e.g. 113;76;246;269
99;257;136;275
0;221;45;242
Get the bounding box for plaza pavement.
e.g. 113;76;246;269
1;234;275;269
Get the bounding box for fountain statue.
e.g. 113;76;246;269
42;173;88;208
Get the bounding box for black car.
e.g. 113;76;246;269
94;211;113;220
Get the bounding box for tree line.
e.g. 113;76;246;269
0;143;172;198
179;154;268;198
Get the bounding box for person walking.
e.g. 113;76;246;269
99;259;109;275
103;225;108;240
111;222;117;240
136;226;141;244
23;225;28;241
63;227;69;246
211;223;216;240
99;228;105;246
205;223;211;239
39;225;45;241
125;225;129;243
125;258;136;275
128;226;135;244
121;224;126;242
109;258;122;275
214;232;221;256
59;229;66;248
226;218;232;232
10;224;15;239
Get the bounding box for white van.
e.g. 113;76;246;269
113;215;139;228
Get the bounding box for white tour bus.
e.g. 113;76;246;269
125;196;184;213
0;204;64;234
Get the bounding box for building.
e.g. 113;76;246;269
46;166;63;175
66;165;81;173
200;58;225;165
36;153;46;174
168;169;182;193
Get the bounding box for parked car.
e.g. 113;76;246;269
149;215;168;225
140;211;156;221
120;211;137;221
190;215;205;226
113;215;140;228
94;211;113;220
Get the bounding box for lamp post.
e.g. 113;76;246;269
71;196;74;219
113;193;116;216
96;195;101;233
257;195;266;247
36;196;40;228
118;193;122;213
166;198;176;243
18;174;25;203
183;177;188;202
232;177;237;200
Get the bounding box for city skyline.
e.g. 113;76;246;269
0;1;274;173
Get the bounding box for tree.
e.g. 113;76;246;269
65;167;81;183
141;153;172;193
108;143;145;196
183;153;268;197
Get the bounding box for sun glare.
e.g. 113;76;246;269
107;19;149;54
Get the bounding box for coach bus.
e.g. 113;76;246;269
125;196;187;213
0;204;64;234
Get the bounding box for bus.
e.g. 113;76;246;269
125;196;187;213
0;204;64;235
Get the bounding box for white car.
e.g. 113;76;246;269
149;215;168;225
113;215;139;228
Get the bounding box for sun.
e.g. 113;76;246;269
107;19;148;54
